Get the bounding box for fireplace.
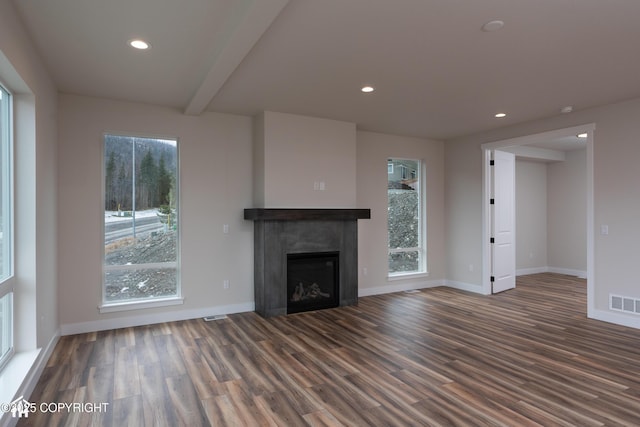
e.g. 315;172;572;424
245;208;370;317
287;251;339;314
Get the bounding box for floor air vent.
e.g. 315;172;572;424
610;294;640;314
203;314;228;321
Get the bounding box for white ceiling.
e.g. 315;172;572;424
12;0;640;140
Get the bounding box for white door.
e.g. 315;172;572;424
491;150;516;293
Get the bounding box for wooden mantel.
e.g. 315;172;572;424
244;208;371;221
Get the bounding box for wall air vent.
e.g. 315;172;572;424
610;294;640;314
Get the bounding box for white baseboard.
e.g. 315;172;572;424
547;266;587;278
359;278;444;297
516;266;587;278
516;266;548;276
444;280;485;294
590;308;640;330
60;302;255;336
20;330;60;399
0;330;60;427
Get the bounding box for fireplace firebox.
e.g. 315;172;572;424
287;251;339;314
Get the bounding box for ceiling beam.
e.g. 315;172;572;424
184;0;289;116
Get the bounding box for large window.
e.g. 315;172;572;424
387;158;425;275
0;83;14;371
103;135;179;305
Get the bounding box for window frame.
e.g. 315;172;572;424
0;81;15;372
386;157;427;277
100;133;182;312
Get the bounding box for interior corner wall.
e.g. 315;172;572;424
547;149;587;273
515;160;548;273
356;130;445;294
57;94;254;330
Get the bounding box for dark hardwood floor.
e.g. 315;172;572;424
18;273;640;426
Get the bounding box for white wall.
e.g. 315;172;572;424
514;153;587;277
446;96;640;327
444;137;483;288
548;149;587;274
356;131;445;295
254;111;357;208
515;160;547;273
58;95;255;332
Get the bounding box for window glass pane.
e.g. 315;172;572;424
0;84;14;372
104;135;178;303
0;86;11;281
389;251;420;274
388;189;419;249
0;291;11;371
387;158;423;274
105;267;177;301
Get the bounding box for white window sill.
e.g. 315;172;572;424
387;271;429;282
99;296;184;314
0;349;40;408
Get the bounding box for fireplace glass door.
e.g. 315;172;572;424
287;252;339;314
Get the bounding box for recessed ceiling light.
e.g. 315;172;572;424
577;133;588;138
361;86;375;93
560;106;573;114
129;39;150;50
482;20;505;32
495;113;507;118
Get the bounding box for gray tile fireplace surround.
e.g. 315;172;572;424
244;209;371;317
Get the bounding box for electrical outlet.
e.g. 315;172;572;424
223;224;229;234
223;279;229;289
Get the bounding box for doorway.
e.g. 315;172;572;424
481;124;595;315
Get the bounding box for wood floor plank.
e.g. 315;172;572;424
165;374;208;426
153;333;187;378
113;345;140;400
179;345;221;400
84;364;114;412
20;273;640;426
200;378;280;426
138;362;177;427
111;395;145;427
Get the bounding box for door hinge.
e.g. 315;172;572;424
490;237;495;243
490;276;495;282
490;198;495;205
490;160;495;166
